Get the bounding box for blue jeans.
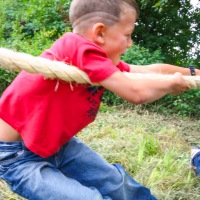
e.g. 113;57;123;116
192;152;200;175
0;137;157;200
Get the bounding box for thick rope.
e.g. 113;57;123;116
0;47;200;89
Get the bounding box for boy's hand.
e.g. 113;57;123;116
170;72;190;95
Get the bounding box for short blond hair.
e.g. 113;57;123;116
69;0;139;30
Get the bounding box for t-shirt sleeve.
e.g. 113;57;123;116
75;45;130;83
76;46;119;83
117;61;130;72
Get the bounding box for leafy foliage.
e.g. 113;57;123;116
146;90;200;118
0;0;72;94
0;0;71;42
134;0;200;67
0;69;18;95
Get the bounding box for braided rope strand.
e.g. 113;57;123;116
0;48;200;88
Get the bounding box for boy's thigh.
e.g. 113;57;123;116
58;137;121;185
58;137;157;200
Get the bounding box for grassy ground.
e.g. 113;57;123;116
0;105;200;199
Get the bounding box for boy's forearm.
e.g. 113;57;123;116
100;71;190;105
129;63;200;76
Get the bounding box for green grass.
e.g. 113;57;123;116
0;106;200;199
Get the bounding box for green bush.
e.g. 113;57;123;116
146;90;200;118
0;0;71;41
0;0;72;95
0;68;18;95
122;45;165;65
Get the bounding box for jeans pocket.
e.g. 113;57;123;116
0;151;23;163
0;141;24;174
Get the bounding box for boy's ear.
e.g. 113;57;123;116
91;23;106;45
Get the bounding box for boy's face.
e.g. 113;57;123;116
102;9;136;65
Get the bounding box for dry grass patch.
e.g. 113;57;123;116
78;107;200;200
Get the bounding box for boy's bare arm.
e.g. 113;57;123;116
129;64;200;76
99;71;190;104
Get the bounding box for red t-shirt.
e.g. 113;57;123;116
0;33;130;158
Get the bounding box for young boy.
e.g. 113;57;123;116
0;0;199;199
